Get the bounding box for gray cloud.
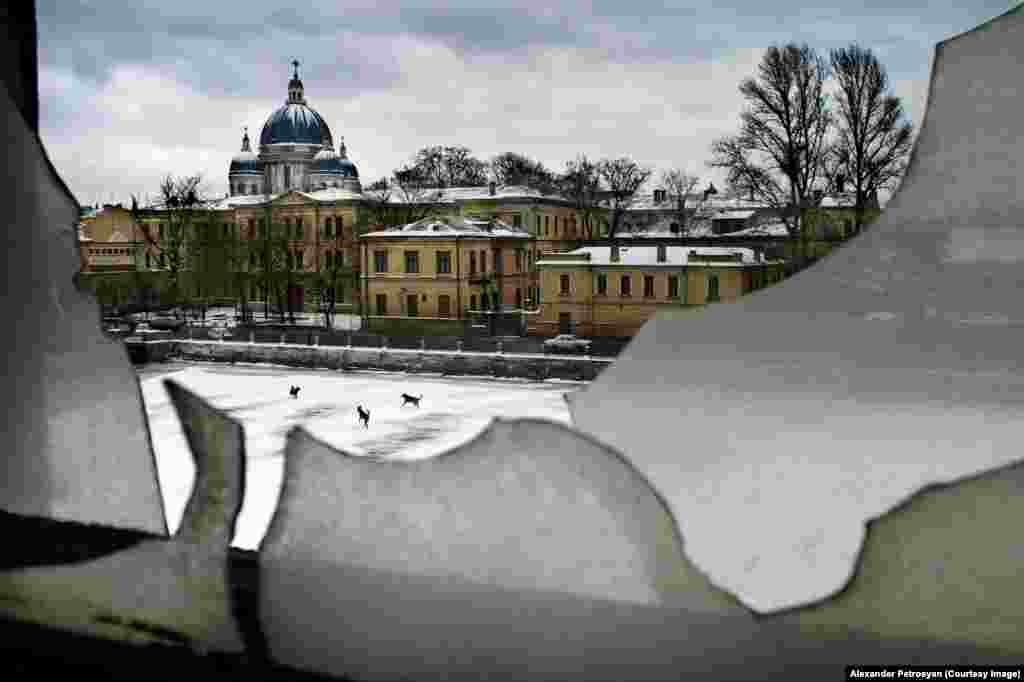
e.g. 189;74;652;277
35;1;1016;206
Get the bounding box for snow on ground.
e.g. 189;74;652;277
138;361;580;550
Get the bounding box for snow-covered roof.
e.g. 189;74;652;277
625;192;704;211
536;245;775;267
366;184;571;205
721;222;792;237
713;209;756;220
363;215;532;239
305;187;365;202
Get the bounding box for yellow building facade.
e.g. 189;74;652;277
532;245;785;337
359;216;532;330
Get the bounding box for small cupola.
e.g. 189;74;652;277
287;59;306;104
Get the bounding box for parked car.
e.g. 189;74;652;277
102;316;137;336
149;315;185;331
543;334;592;354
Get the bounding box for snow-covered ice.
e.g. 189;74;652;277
138;362;580;550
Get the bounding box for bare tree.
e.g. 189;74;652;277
401;145;488;188
558;155;603;239
598;157;652;241
660;169;701;235
709;44;832;258
133;173;208;308
490;152;556;193
361;175;444;229
829;44;914;234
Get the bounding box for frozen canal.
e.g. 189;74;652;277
138;361;581;549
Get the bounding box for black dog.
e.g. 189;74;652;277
356;405;370;428
289;385;301;399
401;393;423;408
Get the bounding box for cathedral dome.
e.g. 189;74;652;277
259;104;332;147
259;61;332;147
313;146;359;177
229;129;262;175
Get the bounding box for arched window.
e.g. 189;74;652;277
707;274;720;302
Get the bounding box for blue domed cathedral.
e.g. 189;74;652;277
81;61;572;328
229;61;361;196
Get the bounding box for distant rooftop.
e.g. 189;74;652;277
537;245;780;267
362;215;532;239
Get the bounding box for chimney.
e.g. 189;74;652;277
488;181;496;196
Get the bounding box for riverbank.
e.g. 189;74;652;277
125;339;614;382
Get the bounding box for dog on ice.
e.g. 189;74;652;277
401;393;423;407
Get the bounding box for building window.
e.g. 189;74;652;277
668;275;679;298
325;251;333;269
545;215;550;233
480;250;487;273
515;288;522;308
249;184;256;195
470;295;477;311
405;251;419;274
374;250;388;273
470;252;477;275
248;218;255;238
375;294;387;316
644;275;655;298
560;274;570;295
158;253;165;268
436;251;452;274
597;274;607;295
145;253;150;269
493;249;503;274
657;245;667;262
514;249;522;272
406;294;419;317
621;275;631;297
296;218;304;240
536;215;541;234
513;214;522;228
707;274;720;302
438;295;451;317
325;217;333;237
296;250;304;269
335;249;344;268
284;166;291;188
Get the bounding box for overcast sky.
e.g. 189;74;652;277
36;1;1015;207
